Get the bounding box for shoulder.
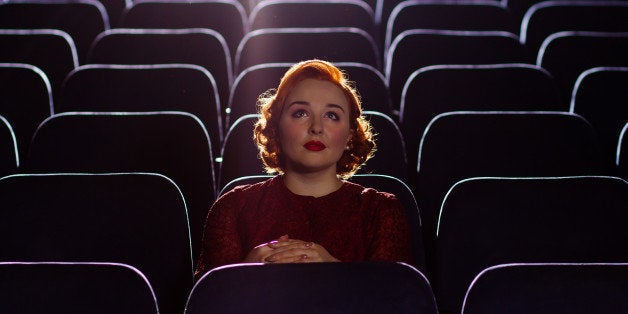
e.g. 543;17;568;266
342;181;401;211
213;176;277;207
343;180;399;202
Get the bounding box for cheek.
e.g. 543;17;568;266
278;121;305;145
328;127;351;147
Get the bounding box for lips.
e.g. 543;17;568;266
304;141;326;151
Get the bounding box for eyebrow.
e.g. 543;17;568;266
287;101;346;112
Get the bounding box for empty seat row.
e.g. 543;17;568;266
3;261;628;314
2;27;626;119
2;64;625;187
1;173;626;313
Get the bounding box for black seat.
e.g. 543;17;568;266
185;262;437;314
0;173;193;314
386;30;531;111
462;263;628;314
235;27;381;74
537;31;628;104
0;115;18;176
87;28;232;115
520;1;628;54
0;0;110;63
435;176;628;313
361;111;407;181
0;63;52;160
217;114;262;190
0;262;159;314
228;62;392;128
23;112;216;268
248;0;376;39
400;63;563;183
59;64;223;158
218;112;407;189
119;0;246;62
417;112;606;270
385;1;516;57
618;122;628;179
570;67;628;169
0;29;78;102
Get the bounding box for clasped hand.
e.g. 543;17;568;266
244;235;340;264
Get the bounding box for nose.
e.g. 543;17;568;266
309;116;323;135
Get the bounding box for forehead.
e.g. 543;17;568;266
285;78;349;108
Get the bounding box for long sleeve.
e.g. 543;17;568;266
195;188;245;279
365;194;414;265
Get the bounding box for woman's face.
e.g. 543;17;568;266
278;78;352;175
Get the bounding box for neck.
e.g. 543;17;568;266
282;170;343;197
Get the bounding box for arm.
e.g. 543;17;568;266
195;190;245;279
366;195;414;264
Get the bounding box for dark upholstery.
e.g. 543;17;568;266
185;262;437;314
0;173;193;314
23;112;216;269
0;262;159;314
462;263;628;314
435;176;628;313
0;63;52;160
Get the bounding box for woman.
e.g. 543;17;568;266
195;60;412;277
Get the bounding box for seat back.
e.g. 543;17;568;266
436;176;628;313
59;64;223;158
87;28;232;114
23;112;216;267
618;122;628;178
361;111;407;181
235;28;380;74
0;29;78;101
249;0;376;38
571;67;628;169
417;112;605;258
228;62;391;128
185;262;437;314
400;63;563;180
385;1;516;56
0;0;109;63
120;0;246;62
0;173;193;314
386;30;530;110
0;63;52;160
0;115;18;176
537;31;628;103
462;263;628;314
521;1;628;54
218;114;263;190
0;262;159;314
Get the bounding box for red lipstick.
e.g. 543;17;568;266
304;141;325;151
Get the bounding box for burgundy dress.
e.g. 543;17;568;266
195;176;413;276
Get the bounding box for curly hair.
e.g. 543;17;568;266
253;59;376;179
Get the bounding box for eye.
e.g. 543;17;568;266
292;109;308;118
325;111;340;121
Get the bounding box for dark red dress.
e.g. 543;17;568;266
195;176;413;277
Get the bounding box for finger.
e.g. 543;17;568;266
267;238;307;249
267;253;313;264
264;247;313;263
269;239;313;251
